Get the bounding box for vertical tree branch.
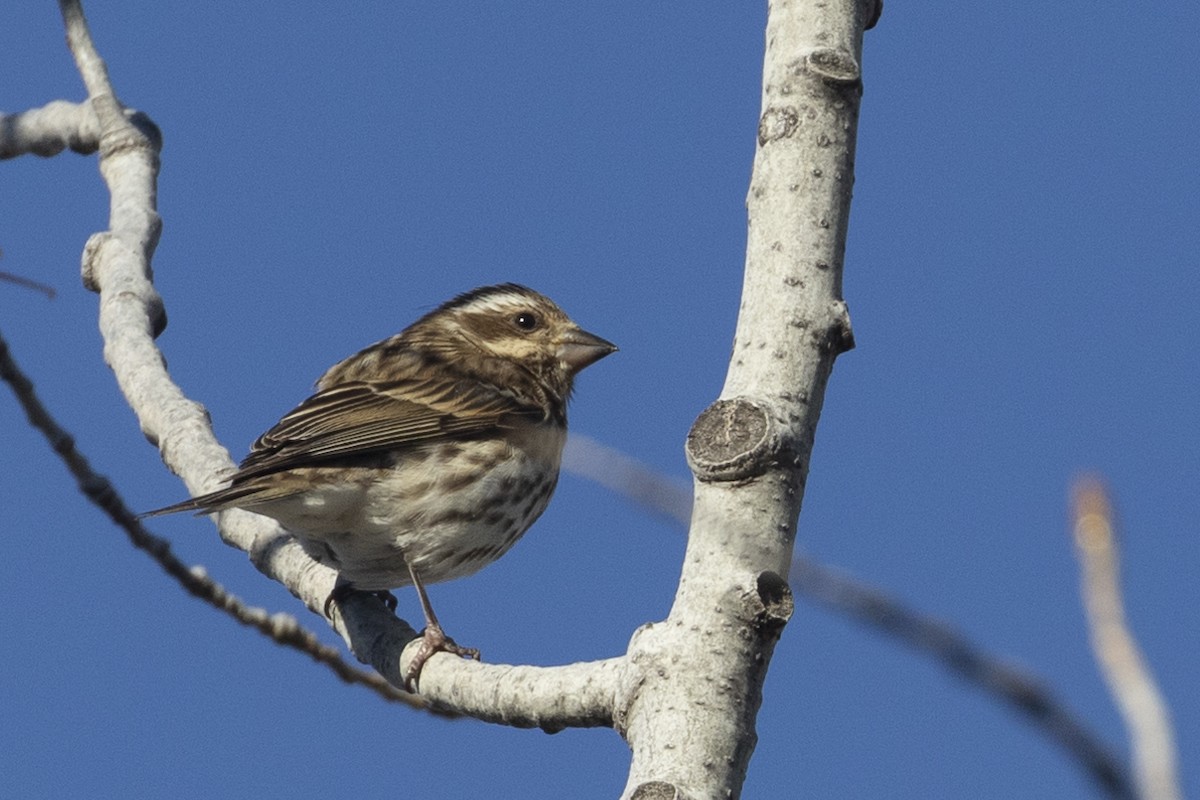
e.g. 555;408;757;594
616;2;869;797
1072;478;1181;800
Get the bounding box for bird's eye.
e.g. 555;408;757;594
514;312;539;331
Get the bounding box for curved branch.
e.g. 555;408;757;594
49;0;623;723
51;0;419;691
335;589;621;728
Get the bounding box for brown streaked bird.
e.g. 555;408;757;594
148;284;616;690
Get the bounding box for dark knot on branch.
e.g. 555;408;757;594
686;398;775;483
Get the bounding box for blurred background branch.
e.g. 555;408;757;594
0;269;57;299
1072;477;1180;800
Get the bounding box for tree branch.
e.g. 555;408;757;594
615;2;868;796
0;270;57;298
1072;477;1180;800
0;100;152;160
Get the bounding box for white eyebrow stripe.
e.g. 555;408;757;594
458;293;532;315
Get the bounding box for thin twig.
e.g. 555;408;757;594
1072;477;1179;800
58;0;114;101
564;435;1134;800
0;329;451;714
0;271;57;299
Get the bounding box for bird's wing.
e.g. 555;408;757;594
233;377;544;480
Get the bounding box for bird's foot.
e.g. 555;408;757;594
323;584;398;618
404;622;481;693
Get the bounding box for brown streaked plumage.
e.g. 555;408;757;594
148;284;615;689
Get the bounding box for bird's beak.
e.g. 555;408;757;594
557;328;617;373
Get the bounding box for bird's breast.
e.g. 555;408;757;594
286;422;567;590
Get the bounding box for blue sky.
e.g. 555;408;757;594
2;3;1197;798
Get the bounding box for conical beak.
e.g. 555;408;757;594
558;328;617;374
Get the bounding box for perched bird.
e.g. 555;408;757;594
148;283;616;689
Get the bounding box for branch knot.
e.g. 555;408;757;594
752;571;794;634
630;782;692;800
757;106;799;146
685;398;777;483
806;48;861;85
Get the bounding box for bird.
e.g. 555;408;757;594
147;283;616;690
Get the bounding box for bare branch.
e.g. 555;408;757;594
59;1;117;102
51;0;341;642
616;2;868;795
0;328;445;710
2;101;98;159
328;590;619;726
1073;477;1181;800
1;101;160;161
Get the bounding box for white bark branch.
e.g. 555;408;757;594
0;100;105;159
1072;478;1181;800
616;2;868;797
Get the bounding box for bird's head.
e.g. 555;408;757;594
422;284;616;385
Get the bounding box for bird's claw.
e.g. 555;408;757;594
404;623;481;693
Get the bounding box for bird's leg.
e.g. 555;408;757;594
323;580;398;618
404;561;480;692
